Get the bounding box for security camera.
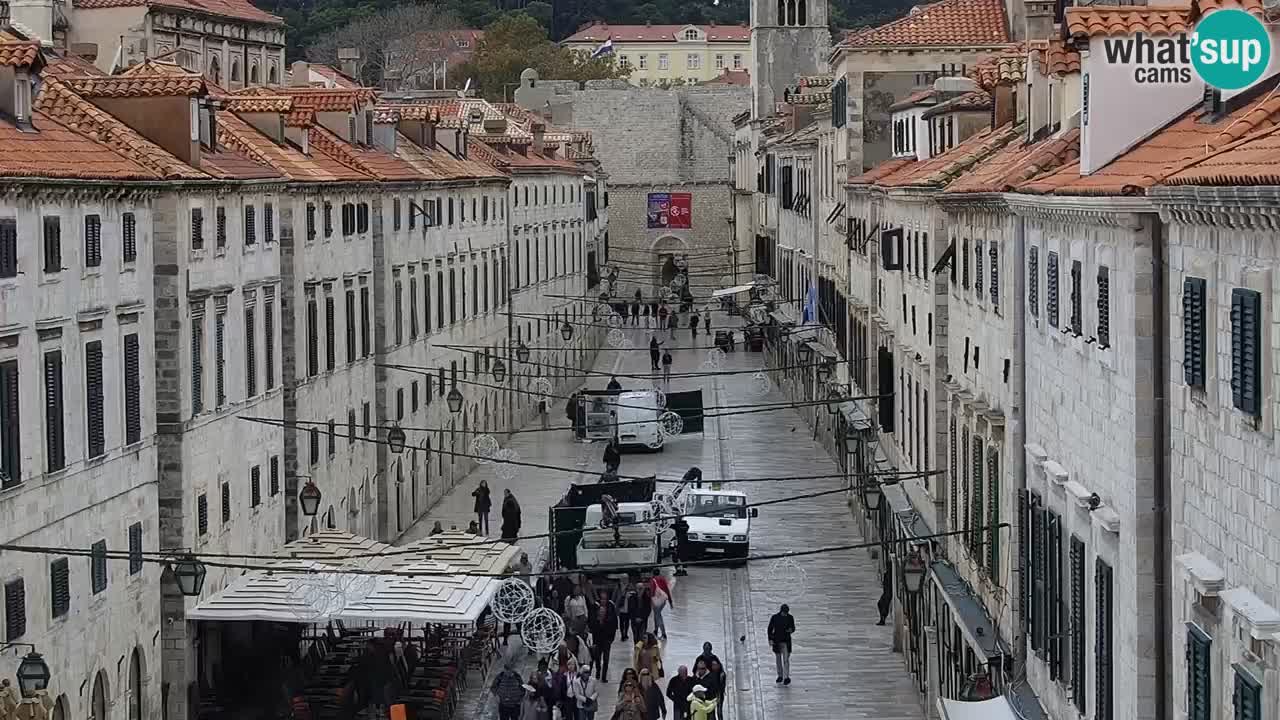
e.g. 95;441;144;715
1087;493;1101;511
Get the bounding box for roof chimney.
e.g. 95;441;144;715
290;60;311;87
7;0;54;44
337;48;361;82
531;121;545;154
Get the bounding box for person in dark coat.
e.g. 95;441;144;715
703;312;711;337
661;350;674;383
472;480;492;535
649;337;661;371
625;582;651;640
588;590;619;682
767;604;795;685
567;393;580;435
640;669;666;720
666;666;694;720
689;313;700;341
501;489;522;541
671;517;690;576
607;376;623;393
603;439;622;473
631;302;640;325
693;644;720;676
877;567;893;625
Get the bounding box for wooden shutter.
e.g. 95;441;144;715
0;218;17;278
128;522;143;575
4;578;25;641
971;437;985;564
264;293;275;391
122;212;137;262
987;445;1000;576
243;204;256;245
324;293;336;371
263;203;274;244
44;350;65;472
190;208;204;250
216;206;226;248
357;203;369;233
43;216;61;272
1070;259;1083;335
1187;626;1211;720
250;465;261;507
1233;667;1261;720
191;314;204;414
361;286;371;356
90;540;107;594
85;340;105;458
1183;278;1207;388
1018;489;1031;638
1029;246;1039;317
1096;266;1111;348
214;312;225;406
877;347;895;432
306;202;316;241
1096;557;1114;720
0;360;16;487
244;307;256;398
84;214;102;267
393;198;402;231
323;201;333;237
50;558;70;618
1070;536;1087;714
306;296;319;376
1231;288;1262;417
197;493;208;535
221;481;230;524
989;242;1000;308
124;334;141;445
269;456;279;496
309;427;319;465
345;289;357;361
327;419;336;456
1049;510;1063;680
975;240;984;298
1047;251;1060;327
1031;493;1045;654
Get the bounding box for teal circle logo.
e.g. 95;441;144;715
1191;9;1272;90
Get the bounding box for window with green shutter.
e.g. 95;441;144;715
1019;489;1031;639
1187;626;1211;720
1230;288;1262;417
1047;251;1060;328
1233;666;1261;720
1030;493;1045;655
49;559;69;618
987;445;1000;579
1183;277;1207;388
1028;246;1039;317
1048;509;1063;681
85;340;105;458
971;436;985;565
90;540;107;594
1097;266;1111;348
128;522;143;575
124;333;141;444
950;420;958;532
1096;558;1114;720
4;578;25;641
1070;536;1087;714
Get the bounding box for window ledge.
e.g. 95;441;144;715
1176;551;1226;595
1221;587;1280;639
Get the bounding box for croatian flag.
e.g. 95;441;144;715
591;38;615;58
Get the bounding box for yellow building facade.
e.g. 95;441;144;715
563;22;750;85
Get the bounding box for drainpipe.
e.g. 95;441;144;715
1152;216;1171;720
1012;211;1028;668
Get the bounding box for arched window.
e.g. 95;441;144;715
787;0;796;25
684;28;698;40
52;696;69;720
777;0;786;24
230;57;241;84
128;648;144;720
268;64;279;84
90;671;108;720
249;63;259;85
207;55;221;84
798;0;807;25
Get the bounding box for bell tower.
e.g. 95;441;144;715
750;0;832;118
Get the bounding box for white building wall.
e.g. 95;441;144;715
0;194;162;720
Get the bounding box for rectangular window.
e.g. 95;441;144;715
360;285;371;357
348;409;356;443
42;216;61;273
191;311;204;414
1070;260;1083;335
396;388;405;420
1096;266;1110;348
1187;626;1211;720
250;465;261;508
989;242;999;309
1030;492;1045;654
122;212;137;263
221;481;230;524
90;540;107;594
1047;251;1060;327
85;340;105;458
309;427;319;465
345;288;357;361
394;198;402;231
449;268;457;324
197;493;208;536
214;311;226;406
357;202;369;234
961;238;970;288
50;559;69;618
411;381;419;413
733;54;742;70
215;206;226;249
409;276;419;340
128;522;143;575
243;204;256;246
244;307;257;398
42;351;64;473
1028;246;1039;317
190;208;204;250
4;578;24;641
323;201;333;238
974;240;983;298
436;270;445;329
1183;277;1207;388
269;456;279;496
715;53;725;69
306;202;316;241
394;279;404;344
124;333;141;444
83;214;102;267
1233;667;1261;720
1231;287;1263;417
1096;557;1114;720
264;292;275;391
362;402;371;436
687;53;700;70
327;419;336;457
1070;535;1087;713
639;54;648;69
306;293;319;376
324;292;336;371
264;203;274;244
659;53;669;70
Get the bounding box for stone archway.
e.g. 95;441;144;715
649;235;689;293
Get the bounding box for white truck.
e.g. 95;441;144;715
681;488;757;562
575;501;663;572
613;389;665;450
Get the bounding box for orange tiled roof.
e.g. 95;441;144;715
971;44;1026;89
0;40;42;68
700;69;751;86
849;157;917;185
393;132;507;182
1065;3;1193;39
73;0;281;25
840;0;1010;48
34;79;205;179
199;147;281;180
1196;0;1265;16
881;122;1021;188
275;86;378;111
284;108;315;127
307;64;360;88
921;90;992;119
0;111;157;180
65;74;205;97
889;88;939;113
42;51;107;78
1162;124;1280;185
378;104;438;122
307;125;421;182
564;22;749;44
119;58;193;76
215;110;365;182
1032;38;1081;76
1020;81;1280;195
945;128;1080;193
223;95;293;113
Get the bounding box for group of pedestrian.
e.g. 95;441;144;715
472;480;523;541
647;336;673;383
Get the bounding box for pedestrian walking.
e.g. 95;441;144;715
648;569;671;639
521;674;551;720
640;669;666;720
767;604;795;685
703;311;711;337
501;489;522;542
632;632;663;678
649;337;661;371
877;567;893;625
472;480;492;535
493;658;526;720
631;302;640;325
567;392;581;437
614;675;646;720
666;666;693;720
704;660;727;720
689;313;699;342
618;582;634;641
588;590;618;682
686;686;716;720
626;582;652;640
603;439;621;474
693;644;720;675
565;585;591;637
661;351;673;385
607;376;623;393
569;665;599;720
667;312;677;339
670;516;689;576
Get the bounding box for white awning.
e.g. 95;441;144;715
937;697;1019;720
337;562;500;626
712;283;757;298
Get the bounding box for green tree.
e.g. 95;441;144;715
523;0;553;32
452;13;629;100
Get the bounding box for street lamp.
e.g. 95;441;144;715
816;361;833;384
298;479;322;517
492;358;508;383
14;650;50;697
387;425;407;454
560;321;574;342
447;384;465;414
902;547;928;595
170;555;208;597
863;480;883;511
516;341;531;364
797;343;813;366
826;385;843;414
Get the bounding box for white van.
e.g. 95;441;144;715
613;390;664;450
682;489;756;561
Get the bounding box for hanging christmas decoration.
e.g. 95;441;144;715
470;434;500;464
607;329;626;348
492;578;536;624
494;448;521;482
520;607;567;654
658;411;684;438
763;557;808;604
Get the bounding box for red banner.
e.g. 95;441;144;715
647;192;693;229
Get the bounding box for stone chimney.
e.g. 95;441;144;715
531;121;545;154
290;60;311;86
992;84;1016;127
1023;0;1055;42
337;48;361;82
7;0;54;45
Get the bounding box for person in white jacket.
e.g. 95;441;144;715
569;664;599;720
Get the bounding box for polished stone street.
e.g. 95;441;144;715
399;317;926;720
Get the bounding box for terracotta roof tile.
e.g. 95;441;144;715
882;122;1021;187
0;40;42;68
921;90;992;119
393;132;506;181
1020;81;1280;195
119;58;193;76
199;147;281;180
840;0;1010;48
65;74;205;97
564;22;749;44
849;157;917;185
215;110;365;182
42;51;107;78
699;69;751;86
1162;124;1280;185
72;0;281;25
34;79;205;179
275;87;378;111
0;111;156;180
945;128;1080;193
284;108;315;127
1032;38;1081;76
889;88;940;112
223;95;292;113
378;104;438;122
1065;3;1193;39
307;125;421;181
971;44;1026;89
307;64;360;88
1196;0;1264;17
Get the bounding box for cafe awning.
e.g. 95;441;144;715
937;697;1020;720
711;283;757;298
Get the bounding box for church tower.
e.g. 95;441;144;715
750;0;832;118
